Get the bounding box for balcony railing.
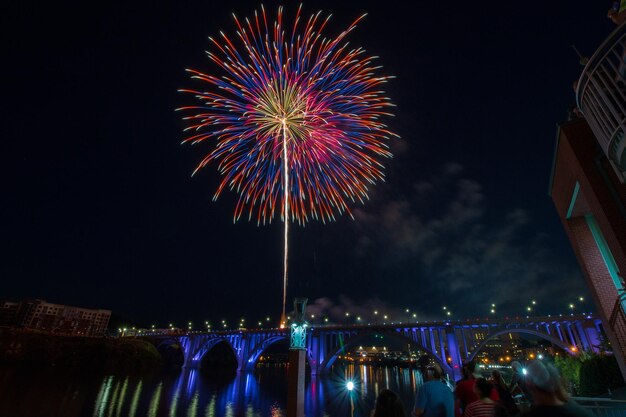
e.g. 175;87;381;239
577;23;626;174
609;290;626;336
571;397;626;417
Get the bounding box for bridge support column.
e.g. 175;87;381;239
180;336;199;369
574;322;591;351
287;349;306;417
236;336;250;372
445;326;463;381
309;333;322;376
582;321;601;352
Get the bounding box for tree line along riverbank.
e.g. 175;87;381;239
0;328;162;373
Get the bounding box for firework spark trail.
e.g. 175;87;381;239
282;120;289;326
178;5;397;325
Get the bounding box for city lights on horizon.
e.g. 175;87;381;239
122;295;592;333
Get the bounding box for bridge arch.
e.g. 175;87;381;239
154;338;186;368
243;335;316;372
467;328;577;362
155;338;181;351
244;335;288;371
191;337;239;369
321;330;453;376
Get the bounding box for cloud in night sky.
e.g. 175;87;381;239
347;163;588;318
304;296;406;322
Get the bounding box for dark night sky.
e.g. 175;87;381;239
1;1;616;327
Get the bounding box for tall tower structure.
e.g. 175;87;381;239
550;23;626;379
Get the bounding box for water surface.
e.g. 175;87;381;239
0;364;424;417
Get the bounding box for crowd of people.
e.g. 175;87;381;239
370;360;595;417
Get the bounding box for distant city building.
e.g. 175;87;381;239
0;299;111;336
550;23;626;379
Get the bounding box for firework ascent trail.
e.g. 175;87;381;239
282;120;289;326
178;5;397;326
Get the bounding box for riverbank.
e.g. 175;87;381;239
0;328;161;373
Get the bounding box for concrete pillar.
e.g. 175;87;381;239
556;324;564;342
460;327;469;360
429;328;436;355
287;349;306;417
438;329;446;366
309;333;320;376
565;324;578;348
181;336;196;369
445;326;463;380
236;335;249;372
575;322;591;351
583;321;602;352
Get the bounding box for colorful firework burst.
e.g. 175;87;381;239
178;5;397;225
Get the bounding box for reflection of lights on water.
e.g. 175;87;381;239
270;403;283;417
93;376;113;417
86;361;437;416
147;383;162;417
187;369;198;395
115;378;129;417
204;394;216;417
187;392;199;417
128;381;142;417
225;401;235;417
107;380;122;417
361;365;368;398
168;375;183;417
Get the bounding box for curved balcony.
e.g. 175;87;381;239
577;23;626;173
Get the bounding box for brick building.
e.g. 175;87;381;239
549;24;626;379
0;299;111;337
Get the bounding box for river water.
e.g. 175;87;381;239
0;364;425;417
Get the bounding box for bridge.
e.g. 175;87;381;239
141;314;603;380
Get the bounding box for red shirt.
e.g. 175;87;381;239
454;379;499;416
464;400;497;417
